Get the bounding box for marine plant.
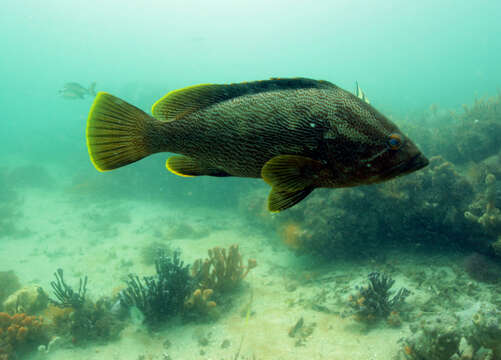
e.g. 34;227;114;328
0;312;48;360
49;268;87;309
44;297;125;345
46;269;124;344
347;272;410;323
119;250;192;325
191;244;257;293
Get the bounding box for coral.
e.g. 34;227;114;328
347;272;410;323
43;297;125;345
3;285;48;315
119;250;192;325
49;268;87;308
0;312;48;359
463;252;501;283
0;272;20;309
191;244;257;293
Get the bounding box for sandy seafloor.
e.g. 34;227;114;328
2;161;501;360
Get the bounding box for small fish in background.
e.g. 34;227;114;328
86;77;428;212
355;81;370;104
59;82;96;100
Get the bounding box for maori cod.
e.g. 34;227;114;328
86;78;428;212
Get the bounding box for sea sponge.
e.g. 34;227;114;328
184;288;217;319
3;285;49;315
191;244;257;293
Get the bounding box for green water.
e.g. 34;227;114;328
2;1;501;359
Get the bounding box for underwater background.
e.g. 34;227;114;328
2;1;501;359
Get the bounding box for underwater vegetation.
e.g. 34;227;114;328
49;268;87;308
46;269;124;345
0;312;48;360
120;249;192;325
187;244;257;320
120;245;257;326
347;272;410;324
191;244;257;293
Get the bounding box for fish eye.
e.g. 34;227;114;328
387;133;403;150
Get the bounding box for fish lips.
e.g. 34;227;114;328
383;153;429;179
403;153;429;173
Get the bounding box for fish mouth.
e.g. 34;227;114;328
383;153;429;178
399;153;429;174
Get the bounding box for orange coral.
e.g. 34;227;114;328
192;244;257;292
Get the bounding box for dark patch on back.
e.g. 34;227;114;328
153;78;337;122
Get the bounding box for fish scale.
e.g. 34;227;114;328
86;78;428;211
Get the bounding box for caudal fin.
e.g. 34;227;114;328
86;92;156;171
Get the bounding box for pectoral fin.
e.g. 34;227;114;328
261;155;323;191
166;156;230;177
268;187;314;212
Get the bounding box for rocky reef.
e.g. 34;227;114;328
397;303;501;359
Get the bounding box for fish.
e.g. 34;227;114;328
86;77;428;212
59;82;96;100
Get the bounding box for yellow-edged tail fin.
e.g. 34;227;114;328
86;92;156;171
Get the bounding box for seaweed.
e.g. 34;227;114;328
347;272;410;323
119;250;192;325
49;268;87;309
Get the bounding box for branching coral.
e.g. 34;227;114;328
191;244;257;293
347;272;410;323
0;312;48;359
119;250;192;325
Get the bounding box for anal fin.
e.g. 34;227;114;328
166;156;230;177
268;186;314;212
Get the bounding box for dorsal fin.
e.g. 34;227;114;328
151;78;336;122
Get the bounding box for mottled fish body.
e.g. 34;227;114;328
86;78;428;211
